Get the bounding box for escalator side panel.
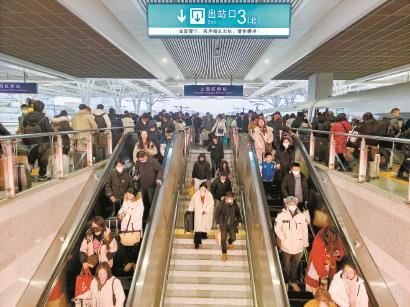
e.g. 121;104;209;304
17;133;138;307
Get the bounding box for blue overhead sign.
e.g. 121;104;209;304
184;85;243;97
147;4;291;38
0;82;38;94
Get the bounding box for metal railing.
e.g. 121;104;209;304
127;127;193;307
293;128;410;203
0;126;131;199
231;128;290;307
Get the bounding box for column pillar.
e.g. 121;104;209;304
307;72;334;122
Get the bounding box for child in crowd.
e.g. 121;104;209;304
261;152;276;200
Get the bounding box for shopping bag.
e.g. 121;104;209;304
75;270;93;298
215;229;221;246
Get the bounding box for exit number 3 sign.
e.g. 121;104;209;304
147;4;291;38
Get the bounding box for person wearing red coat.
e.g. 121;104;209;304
305;227;345;294
330;113;352;171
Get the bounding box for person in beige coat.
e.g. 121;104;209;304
71;104;98;151
252;117;274;163
188;182;214;249
132;130;158;162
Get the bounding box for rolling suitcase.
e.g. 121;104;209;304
105;216;121;237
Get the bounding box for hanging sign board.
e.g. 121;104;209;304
0;82;38;94
184;85;243;97
148;4;291;38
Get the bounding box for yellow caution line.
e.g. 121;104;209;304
378;171;408;185
174;228;246;239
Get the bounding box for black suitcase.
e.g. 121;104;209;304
184;211;194;233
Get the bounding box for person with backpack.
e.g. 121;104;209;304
214;191;242;262
22;100;53;181
51;110;73;155
93;104;112;130
108;108;124;148
274;196;309;292
261;152;276;200
383;107;402;138
207;135;224;178
71;104;98;152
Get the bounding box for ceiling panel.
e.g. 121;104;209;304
274;0;410;80
0;0;154;79
138;0;303;79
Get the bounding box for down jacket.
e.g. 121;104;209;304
80;228;118;267
330;121;352;154
274;208;309;255
118;198;144;233
329;270;369;307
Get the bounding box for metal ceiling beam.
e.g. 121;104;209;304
141;80;177;99
248;80;287;99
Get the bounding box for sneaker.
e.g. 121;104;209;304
228;244;235;251
221;253;228;262
124;262;134;272
37;175;51;181
290;282;301;292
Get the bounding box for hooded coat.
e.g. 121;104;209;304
188;189;214;233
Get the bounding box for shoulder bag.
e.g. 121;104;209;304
119;211;141;246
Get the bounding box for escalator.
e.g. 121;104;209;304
16;132;149;306
263;134;398;307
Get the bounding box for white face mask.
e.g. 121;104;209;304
292;170;300;176
283;142;290;149
116;167;124;174
288;205;297;212
226;198;234;204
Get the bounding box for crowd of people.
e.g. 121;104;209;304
2;100;403;306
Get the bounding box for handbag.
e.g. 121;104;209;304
312;210;331;228
215;229;221;246
119;212;141;246
75;269;93;298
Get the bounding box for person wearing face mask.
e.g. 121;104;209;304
304;288;337;307
191;153;212;190
274;196;309;292
80;216;118;270
188;182;214;249
329;262;368;307
210;172;232;208
214;191;242;261
105;160;132;216
276;137;295;180
132;151;163;221
281;162;308;209
305;227;345;294
16;104;29;133
147;123;161;157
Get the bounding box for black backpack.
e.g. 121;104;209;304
94;114;107;129
23;117;44;135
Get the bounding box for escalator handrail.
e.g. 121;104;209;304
235;132;290;307
293;135;397;307
17;133;135;306
125;136;176;306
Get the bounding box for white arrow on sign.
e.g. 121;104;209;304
177;9;186;22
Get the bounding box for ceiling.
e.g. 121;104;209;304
274;0;410;80
137;0;304;80
0;0;154;79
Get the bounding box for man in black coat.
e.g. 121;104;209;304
281;162;308;208
133;151;163;220
23;100;53;180
105;159;132;215
211;172;232;204
191;153;211;190
207;135;224;178
214;191;242;261
193;113;202;144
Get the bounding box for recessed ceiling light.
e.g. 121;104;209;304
264;59;270;64
162;58;168;63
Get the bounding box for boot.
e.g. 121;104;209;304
221;253;228;262
195;243;200;249
228;244;235;251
